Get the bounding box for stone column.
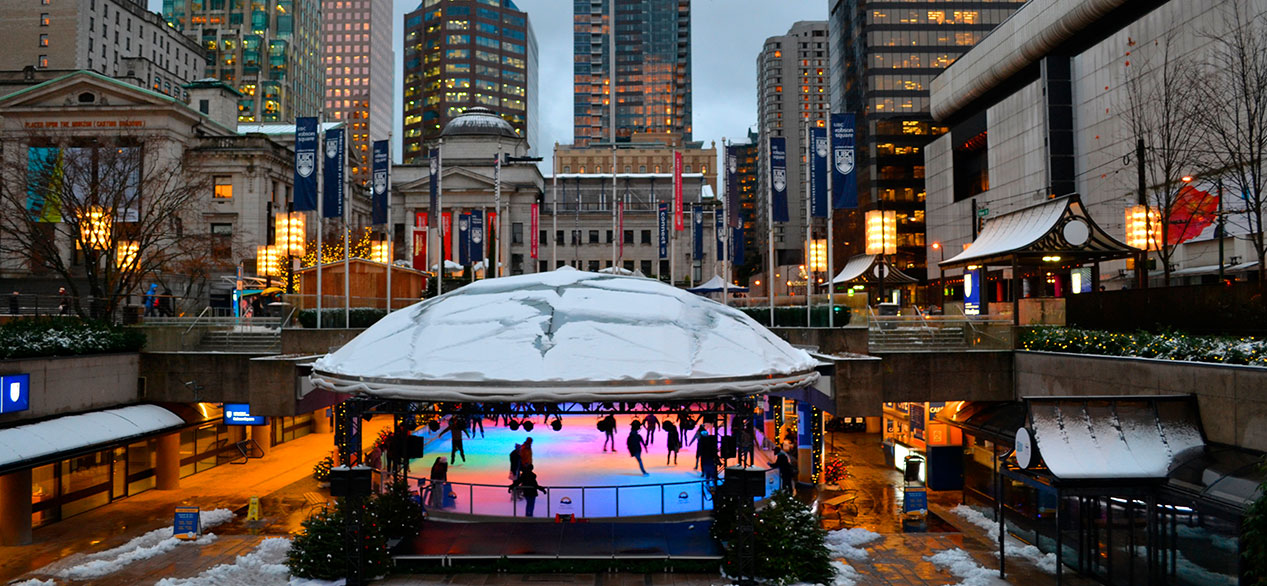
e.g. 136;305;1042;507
0;468;33;545
312;408;332;434
155;432;181;490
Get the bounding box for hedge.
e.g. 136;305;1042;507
1020;327;1267;367
736;305;851;328
296;308;388;329
0;318;146;359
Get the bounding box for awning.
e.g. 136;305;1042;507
936;401;1028;445
0;405;184;474
1166;443;1266;510
1026;396;1206;480
687;275;748;293
766;385;835;414
940;194;1136;269
1169;261;1259;278
827;254;917;285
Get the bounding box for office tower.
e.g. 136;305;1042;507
402;0;538;164
0;0;201;99
572;0;691;147
163;0;323;123
323;0;393;187
828;0;1023;282
756;21;829;282
732;129;760;276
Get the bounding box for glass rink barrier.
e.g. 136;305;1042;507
409;468;779;519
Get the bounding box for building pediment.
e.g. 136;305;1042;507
396;166;497;193
0;71;194;122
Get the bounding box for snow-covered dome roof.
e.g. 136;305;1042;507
440;106;519;139
310;268;819;402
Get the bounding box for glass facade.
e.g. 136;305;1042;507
321;0;394;188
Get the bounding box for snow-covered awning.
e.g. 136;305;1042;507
1027;396;1205;481
687;275;748;293
827;255;917;285
940;194;1135;269
0;405;184;474
1169;261;1259;278
311;268;819;402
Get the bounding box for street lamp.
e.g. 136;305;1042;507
275;211;306;294
256;245;282;277
1125;205;1160;251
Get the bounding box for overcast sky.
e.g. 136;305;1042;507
150;0;829;166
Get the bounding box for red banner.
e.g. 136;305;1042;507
442;212;453;261
530;203;539;259
673;151;684;230
412;212;428;270
618;200;624;259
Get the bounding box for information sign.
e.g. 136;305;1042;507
174;506;200;540
0;373;29;414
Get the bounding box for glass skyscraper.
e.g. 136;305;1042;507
322;0;393;187
572;0;692;146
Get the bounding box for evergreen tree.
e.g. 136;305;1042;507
717;490;833;585
287;498;392;580
372;480;424;540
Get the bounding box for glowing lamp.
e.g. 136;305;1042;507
865;210;896;255
808;239;827;272
370;241;390;264
80;207;112;250
274;213;306;257
1125;205;1160;250
256;245;281;277
115;241;139;270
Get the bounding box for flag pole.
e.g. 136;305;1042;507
385;134;393;314
316;115;324;329
436;141;444;297
343;131;350;328
611;144;617;269
826;120;835;328
721;138;729;305
767;135;775;327
804;120;812;326
551;145;558;271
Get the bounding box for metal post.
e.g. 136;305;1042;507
494;146;501;278
995;442;1005;579
1137;138;1150;289
612;145;618;269
437;141;444;297
385;134;394;313
805;121;812;325
826;132;835;327
1056;492;1063;584
343;141;350;328
1217;178;1225;283
767;136;775;326
316;116;324;329
552;152;558;270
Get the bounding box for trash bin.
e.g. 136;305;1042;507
122;305;143;325
878;302;900;330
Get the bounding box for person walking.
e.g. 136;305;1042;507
662;419;681;465
510;464;546;517
58;287;70;316
427;456;448;508
9;291;19;315
627;421;649;476
643;413;659;445
772;445;796;493
159;287;174;317
600;414;617;452
444;415;467;463
143;283;159;317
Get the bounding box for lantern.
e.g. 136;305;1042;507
80;207;112;250
274;212;306;257
1125;205;1160;250
808;239;827;272
865;210;896;255
115;241;139;270
256;245;281;276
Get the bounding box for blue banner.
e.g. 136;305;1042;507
769;137;789;222
810;127;828;217
964;267;981;316
371;139;389;225
0;373;29;414
293;117;318;211
715;211;724;258
458;212;471;265
469;209;484;262
830;113;858;209
322;128;345;218
726;145;740;228
429;147;440;227
657;203;668;260
223;403;266;425
733;225;745;266
692;204;703;260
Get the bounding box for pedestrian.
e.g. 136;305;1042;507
510;464;547;517
9;291;19;315
772;444;796;492
600;414;617;452
662;419;680;465
159;287;173;317
144;283;158;317
519;436;534;470
444;415;467;463
679;413;696;446
696;428;718;484
733;415;755;467
427;456;448;508
643;413;659;445
627;422;649;476
509;442;522;481
57;287;69;316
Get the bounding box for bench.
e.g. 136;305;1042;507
822;492;858;520
303;491;330;515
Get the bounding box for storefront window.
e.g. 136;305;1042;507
127;439;157;495
31;463;57;527
59;451;111;518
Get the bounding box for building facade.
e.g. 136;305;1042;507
554;133;716;192
0;0;203;101
730;129;760;280
162;0;323;124
572;0;692;146
322;0;393;188
828;0;1023;286
756;21;829;288
402;0;538;163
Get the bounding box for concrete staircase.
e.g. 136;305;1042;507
197;329;282;353
868;325;967;352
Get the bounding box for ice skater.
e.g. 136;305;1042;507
427;456;448;508
600;414;617;452
510;464;547;517
662;419;681;465
509;442;522;481
695;428;718;485
519;436;534;471
643;413;659;445
443;415;467;463
627;420;649;475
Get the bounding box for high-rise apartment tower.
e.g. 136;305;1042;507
322;0;393;186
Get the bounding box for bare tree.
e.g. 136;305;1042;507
1192;1;1267;282
0;132;213;318
1122;34;1210;285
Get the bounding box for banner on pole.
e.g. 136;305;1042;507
810;127;828;218
428;147;440;226
726;146;740;228
412;212;427;269
830;113;858;209
733;225;745;266
770;137;789;222
371;140;389;225
673;152;684;230
322;128;345;218
458;212;471;265
715;211;725;258
692;204;704;261
469;210;484;262
293;117;318;211
442;212;453;261
617;200;624;259
657;202;668;260
530;203;539;259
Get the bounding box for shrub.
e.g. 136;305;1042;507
1020;327;1267;367
371;480;424;541
736;305;851;328
714;489;834;585
0;318;145;359
296;308;387;329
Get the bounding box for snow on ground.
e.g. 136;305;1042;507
155;537;344;586
924;548;1008;586
11;579;57;586
829;560;861;586
52;509;234;580
825;527;882;561
950;504;1058;574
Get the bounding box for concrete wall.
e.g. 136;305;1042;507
0;353;138;424
769;327;869;356
281;328;366;355
139;353;253;404
1016;351;1267;451
874;350;1015;406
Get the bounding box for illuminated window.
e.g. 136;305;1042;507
213;177;233;199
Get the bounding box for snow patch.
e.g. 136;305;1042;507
924;548;1006;586
829;560;861;586
825;527;882;560
155;537;343;586
950;505;1058;574
11;579;58;586
52;509;234;580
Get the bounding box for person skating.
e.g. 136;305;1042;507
509;442;522;481
627;420;649;475
510;464;547;517
427;456;448;508
600;414;617;452
643;413;659;445
696;428;718;485
443;415;467;463
519;436;534;471
662;419;681;465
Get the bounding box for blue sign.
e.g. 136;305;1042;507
292;117;318;212
657;203;668;260
769;137;789;223
732;225;745;266
428;147;441;227
469;209;484;262
903;488;928;513
830;113;858;209
692;205;703;261
0;373;29;414
715;211;725;259
458;212;471;265
964;267;981;316
223;403;266;426
810;127;828;217
322;128;345;219
174;506;201;539
371;139;390;225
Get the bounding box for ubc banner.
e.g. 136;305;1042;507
428;147;440;227
657;203;668;260
692;204;703;261
810;127;828;218
733;226;745;266
322;128;345;218
769;137;789;223
673;152;684;230
726;146;740;228
458;212;471;265
371;140;389;225
830;113;858;209
530;203;539;259
715;212;724;258
469;209;485;262
293;117;318;211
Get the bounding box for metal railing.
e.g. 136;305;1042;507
867;307;1014;351
408;468;779;519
